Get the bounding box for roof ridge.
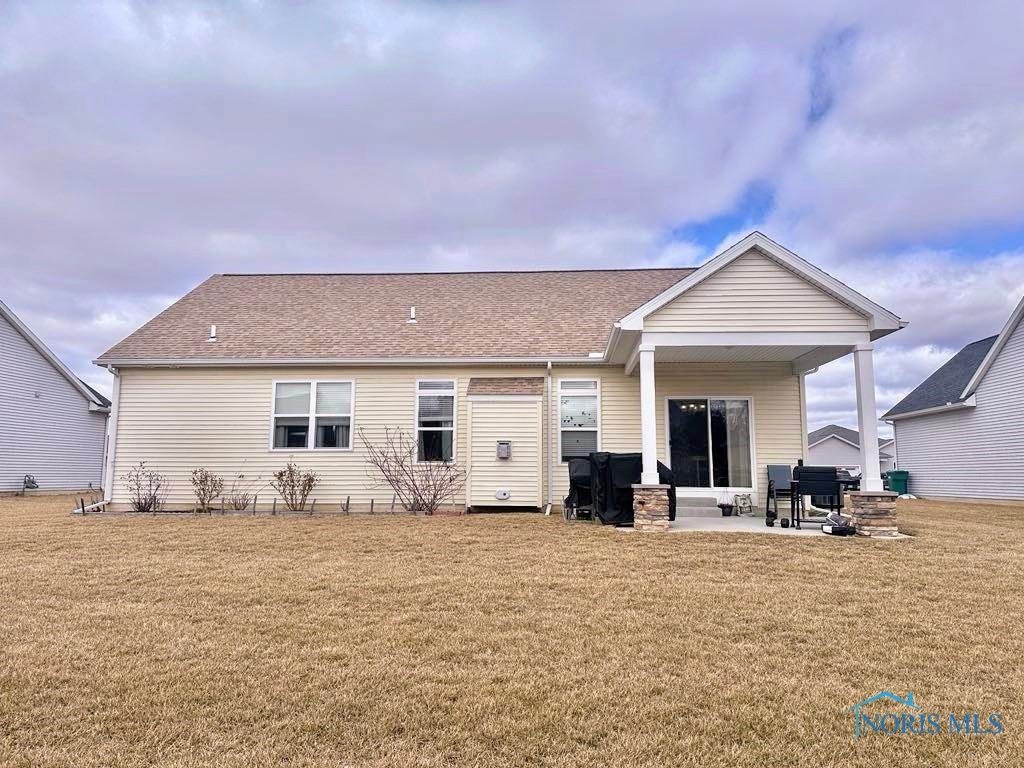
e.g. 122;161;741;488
215;266;697;277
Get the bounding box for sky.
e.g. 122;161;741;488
3;0;1024;437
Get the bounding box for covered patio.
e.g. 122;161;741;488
599;233;906;515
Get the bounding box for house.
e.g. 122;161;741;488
1;299;111;492
807;424;895;475
94;232;905;512
883;294;1024;500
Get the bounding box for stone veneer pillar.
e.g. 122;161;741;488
848;491;899;537
632;484;671;532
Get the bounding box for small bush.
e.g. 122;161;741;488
270;462;320;511
225;464;266;511
123;462;169;513
190;468;224;512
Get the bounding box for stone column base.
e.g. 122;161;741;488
632;484;671;532
849;491;899;537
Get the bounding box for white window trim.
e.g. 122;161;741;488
415;379;457;463
269;379;356;452
662;395;757;494
557;378;601;464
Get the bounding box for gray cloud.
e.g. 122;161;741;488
1;0;1023;433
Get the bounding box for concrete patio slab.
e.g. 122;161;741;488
617;514;910;538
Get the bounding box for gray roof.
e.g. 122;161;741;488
882;335;998;419
808;424;892;457
80;380;112;408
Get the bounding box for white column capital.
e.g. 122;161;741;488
853;342;875;353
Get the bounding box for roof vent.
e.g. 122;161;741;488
207;324;217;342
407;306;417;324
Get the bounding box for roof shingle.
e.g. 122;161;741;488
466;377;545;396
96;269;694;363
882;336;997;419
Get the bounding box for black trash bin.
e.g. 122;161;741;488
589;452;675;525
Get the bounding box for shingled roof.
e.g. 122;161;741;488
96;268;694;363
882;335;998;419
466;377;545;396
807;424;892;456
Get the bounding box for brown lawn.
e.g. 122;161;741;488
0;494;1021;767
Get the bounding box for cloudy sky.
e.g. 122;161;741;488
3;1;1024;435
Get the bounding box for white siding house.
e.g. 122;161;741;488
884;294;1024;500
0;299;110;492
807;425;894;475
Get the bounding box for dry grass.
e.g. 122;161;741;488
1;495;1021;767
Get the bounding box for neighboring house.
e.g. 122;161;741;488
1;299;110;492
807;424;894;475
95;232;905;512
883;294;1024;500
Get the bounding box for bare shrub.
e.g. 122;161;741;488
225;464;267;511
189;468;224;512
123;462;169;513
270;461;320;512
358;426;465;514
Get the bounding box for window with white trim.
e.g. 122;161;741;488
559;379;599;462
272;381;353;450
416;380;455;462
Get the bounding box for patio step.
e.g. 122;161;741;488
677;496;718;507
676;496;721;518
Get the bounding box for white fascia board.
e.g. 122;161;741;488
0;298;108;408
808;434;860;451
960;294;1024;399
641;331;871;347
93;355;606;367
885;395;977;421
617;231;904;333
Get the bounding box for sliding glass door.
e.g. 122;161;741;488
667;398;752;488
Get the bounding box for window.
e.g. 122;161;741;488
559;379;599;462
667;397;752;488
416;380;455;462
272;381;353;450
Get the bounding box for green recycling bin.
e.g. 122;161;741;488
887;470;909;495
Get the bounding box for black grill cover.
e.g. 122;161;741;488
563;458;594;511
589;452;676;525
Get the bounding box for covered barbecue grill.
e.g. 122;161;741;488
565;452;676;525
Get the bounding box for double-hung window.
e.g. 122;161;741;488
272;381;354;450
416;380;455;462
559;379;599;462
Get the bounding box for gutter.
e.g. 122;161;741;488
100;365;121;503
884;395;976;422
93;355;608;368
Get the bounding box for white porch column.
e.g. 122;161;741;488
639;345;659;485
853;343;883;491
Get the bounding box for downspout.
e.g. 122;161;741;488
545;360;553;515
888;420;898;470
100;365;121;503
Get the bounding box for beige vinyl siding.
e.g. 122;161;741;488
653;363;804;494
468;399;542;507
547;363;803;503
644;250;870;332
893;316;1024;500
111;366;550;510
111;362;803;510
